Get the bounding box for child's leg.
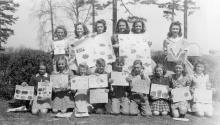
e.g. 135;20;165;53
111;98;120;115
204;104;213;117
172;109;180;118
129;100;139;115
52;108;59;113
74;90;89;114
153;111;160;116
192;103;204;116
140;101;152;116
121;97;130;115
40;109;48;114
61;109;67;113
32;108;39;114
161;111;168;116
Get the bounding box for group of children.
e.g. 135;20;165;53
18;19;213;119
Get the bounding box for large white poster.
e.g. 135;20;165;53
118;34;152;73
71;33;116;67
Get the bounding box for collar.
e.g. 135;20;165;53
194;73;204;78
36;73;48;77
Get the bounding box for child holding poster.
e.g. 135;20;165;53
126;60;152;116
110;57;130;115
91;58;110;114
170;61;192;118
21;62;51;114
150;64;170;116
50;26;68;72
52;56;75;113
191;61;213;117
67;22;90;74
74;63;91;117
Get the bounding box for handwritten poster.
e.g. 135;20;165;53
193;88;212;104
53;40;66;55
70;76;89;90
118;34;152;73
89;89;108;104
37;82;52;100
171;87;192;102
72;33;116;67
111;71;129;86
89;74;108;88
150;84;169;99
14;85;34;100
131;77;150;94
50;74;68;88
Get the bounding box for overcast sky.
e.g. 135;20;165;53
6;0;220;54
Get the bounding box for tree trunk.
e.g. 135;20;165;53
49;0;54;40
92;0;95;32
112;0;117;34
184;0;188;39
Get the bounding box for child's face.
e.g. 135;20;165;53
175;64;183;75
171;25;180;37
39;65;46;75
56;28;65;40
155;67;163;77
118;21;126;33
96;63;105;74
57;60;66;72
134;22;143;33
79;67;87;76
97;23;104;34
133;64;142;74
195;64;204;74
76;24;84;38
114;58;124;72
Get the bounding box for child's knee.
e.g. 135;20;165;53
52;108;58;113
32;108;39;114
61;109;67;113
179;107;187;114
40;109;48;114
196;111;204;117
129;101;139;115
111;99;120;114
161;111;168;116
205;111;213;117
153;111;160;116
172;109;180;118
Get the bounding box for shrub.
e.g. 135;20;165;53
0;48;53;99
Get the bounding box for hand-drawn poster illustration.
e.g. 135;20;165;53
118;34;152;73
14;85;34;100
90;89;108;104
89;74;108;88
70;76;89;90
150;84;169;99
193;88;212;104
131;77;150;94
37;82;52;100
171;87;192;102
111;71;129;86
50;74;69;88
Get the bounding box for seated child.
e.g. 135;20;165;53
127;60;152;116
22;61;51;114
52;56;75;113
191;61;213;117
150;64;170;116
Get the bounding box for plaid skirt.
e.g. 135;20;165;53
151;99;170;112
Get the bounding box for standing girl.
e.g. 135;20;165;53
150;64;170;116
127;60;152;116
191;61;213;117
52;56;75;113
170;61;191;118
163;21;193;75
22;61;51;114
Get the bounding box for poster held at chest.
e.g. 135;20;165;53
37;82;52;100
89;74;108;88
53;41;66;55
193;88;212;104
50;74;69;88
111;71;129;86
150;84;169;99
14;85;34;100
70;76;89;90
171;87;192;102
131;77;150;94
89;89;108;104
118;34;152;74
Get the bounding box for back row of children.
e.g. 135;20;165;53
20;19;213;118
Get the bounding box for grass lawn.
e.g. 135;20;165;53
0;99;220;125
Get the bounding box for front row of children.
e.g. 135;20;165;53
21;56;213;118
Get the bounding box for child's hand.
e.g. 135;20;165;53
105;89;109;93
126;77;132;83
109;79;114;84
112;44;119;48
148;41;152;47
21;82;28;87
